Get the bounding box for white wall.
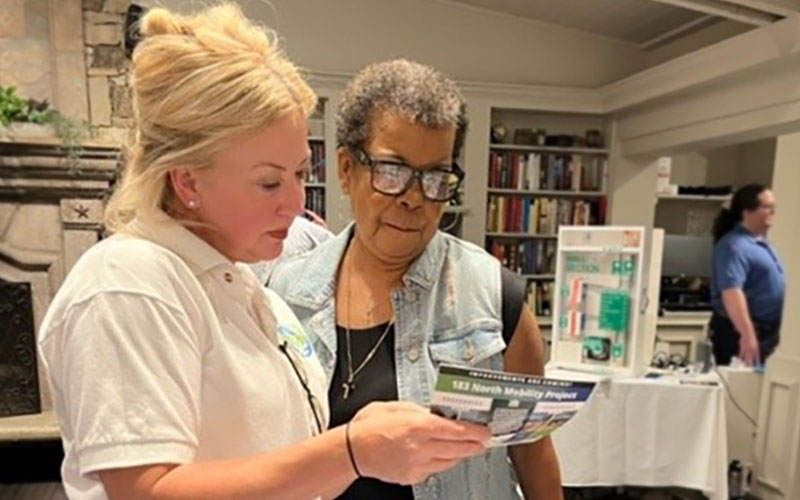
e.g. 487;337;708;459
668;138;776;187
141;0;648;88
652;138;775;237
753;131;800;500
607;150;658;228
737;138;776;186
769;133;800;357
669;147;738;186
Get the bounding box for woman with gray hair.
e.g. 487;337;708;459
270;59;562;500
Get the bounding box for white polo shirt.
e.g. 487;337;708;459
38;215;328;500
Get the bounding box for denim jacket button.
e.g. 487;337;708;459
463;338;476;361
408;345;420;362
425;475;438;489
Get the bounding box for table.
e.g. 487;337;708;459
547;369;728;500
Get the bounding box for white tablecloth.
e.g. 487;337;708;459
547;369;729;500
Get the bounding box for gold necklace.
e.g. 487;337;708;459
342;257;394;400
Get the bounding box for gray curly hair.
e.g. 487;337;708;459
336;59;468;157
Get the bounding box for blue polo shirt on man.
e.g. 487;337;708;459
711;224;786;325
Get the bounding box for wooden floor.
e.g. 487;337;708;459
0;483;67;500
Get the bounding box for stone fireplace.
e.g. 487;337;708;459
0;278;40;418
0;0;134;441
0;136;119;438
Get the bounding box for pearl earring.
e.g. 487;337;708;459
187;199;197;209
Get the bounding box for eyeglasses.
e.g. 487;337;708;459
278;341;324;435
351;148;464;202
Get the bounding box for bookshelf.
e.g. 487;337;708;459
484;108;610;325
485;232;558;239
488;188;605;198
438;151;467;238
306;100;327;220
490;143;610;156
656;193;730;202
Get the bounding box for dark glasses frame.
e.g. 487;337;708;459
351;148;464;202
278;341;324;435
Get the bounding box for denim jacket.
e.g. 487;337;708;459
270;224;520;500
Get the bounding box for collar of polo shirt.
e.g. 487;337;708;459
735;223;767;244
126;211;232;276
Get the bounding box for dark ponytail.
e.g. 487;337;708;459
712;184;767;243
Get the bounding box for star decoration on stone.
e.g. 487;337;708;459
74;204;90;219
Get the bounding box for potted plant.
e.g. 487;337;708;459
0;85;96;167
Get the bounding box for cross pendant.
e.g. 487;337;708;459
342;381;355;400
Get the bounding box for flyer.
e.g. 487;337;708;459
430;364;595;446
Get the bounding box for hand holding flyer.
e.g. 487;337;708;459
430;365;595;447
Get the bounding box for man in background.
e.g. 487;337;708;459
710;184;785;365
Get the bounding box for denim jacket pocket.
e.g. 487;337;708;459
428;328;505;369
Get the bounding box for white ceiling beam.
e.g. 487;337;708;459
639;15;716;50
644;0;781;26
603;16;800;112
721;0;799;17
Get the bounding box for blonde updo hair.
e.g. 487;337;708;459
104;2;316;231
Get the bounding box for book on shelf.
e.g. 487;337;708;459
488;151;605;192
486;196;606;234
488;239;557;275
307;141;326;184
305;188;325;219
527;281;554;318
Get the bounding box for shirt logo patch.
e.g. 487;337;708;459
277;323;314;357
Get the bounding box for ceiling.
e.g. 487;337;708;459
444;0;789;49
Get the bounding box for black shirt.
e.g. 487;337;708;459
329;268;525;500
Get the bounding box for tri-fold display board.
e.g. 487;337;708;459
547;226;663;376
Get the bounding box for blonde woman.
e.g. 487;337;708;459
37;5;488;500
